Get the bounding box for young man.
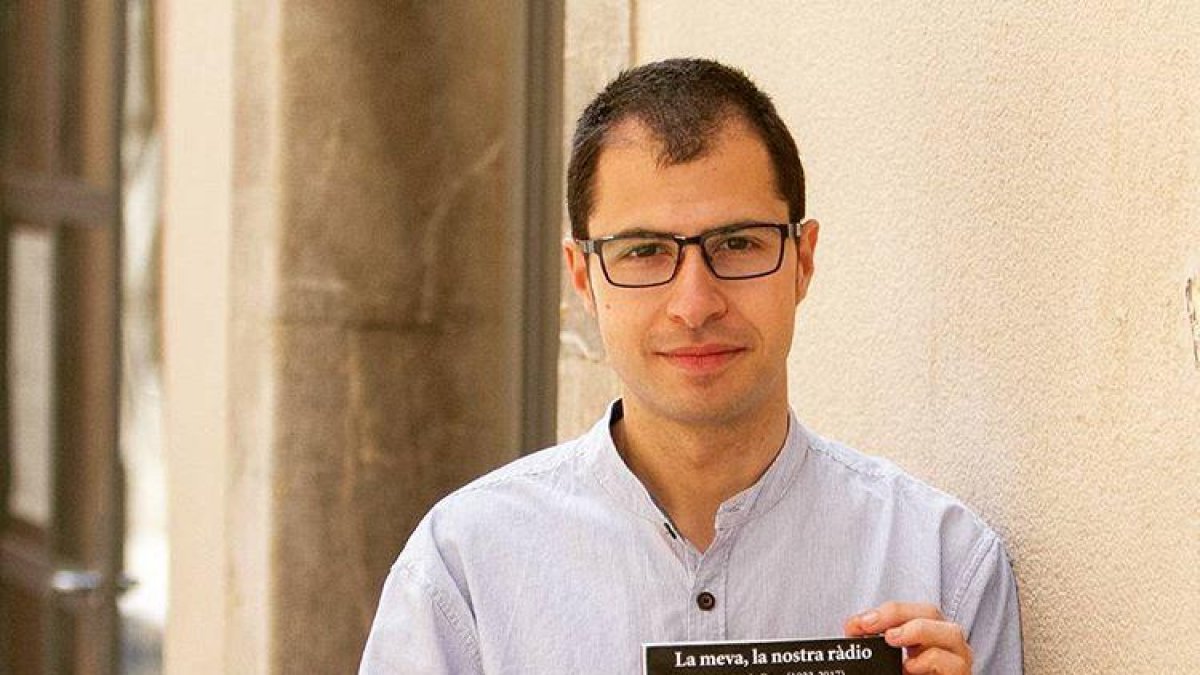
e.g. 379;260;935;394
360;59;1022;674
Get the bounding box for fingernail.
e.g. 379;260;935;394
885;627;904;645
860;611;879;628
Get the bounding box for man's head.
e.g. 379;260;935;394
563;59;819;430
567;58;805;240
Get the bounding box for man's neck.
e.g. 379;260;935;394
613;398;790;552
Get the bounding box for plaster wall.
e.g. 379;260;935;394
562;1;1200;671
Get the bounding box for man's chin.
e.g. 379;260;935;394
628;389;767;429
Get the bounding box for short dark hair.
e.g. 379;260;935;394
567;58;805;239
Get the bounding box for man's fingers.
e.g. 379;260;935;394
847;602;944;634
845;603;970;675
886;618;972;675
884;617;967;653
901;644;972;675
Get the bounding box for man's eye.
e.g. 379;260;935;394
616;242;670;259
714;236;758;252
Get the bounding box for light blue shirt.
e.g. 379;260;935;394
360;402;1023;674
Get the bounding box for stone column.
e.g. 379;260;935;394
238;2;529;672
166;1;537;673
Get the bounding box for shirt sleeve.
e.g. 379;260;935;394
358;558;484;675
949;533;1024;675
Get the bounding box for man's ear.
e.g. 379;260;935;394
793;220;819;304
563;238;597;316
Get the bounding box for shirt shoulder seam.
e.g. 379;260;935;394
447;436;587;497
805;433;1006;616
393;558;485;671
945;528;1000;625
806;435;998;531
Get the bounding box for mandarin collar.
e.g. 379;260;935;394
588;399;810;530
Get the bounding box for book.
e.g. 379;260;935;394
644;635;901;675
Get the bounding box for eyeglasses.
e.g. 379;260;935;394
576;222;806;288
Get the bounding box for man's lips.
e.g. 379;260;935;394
655;344;746;372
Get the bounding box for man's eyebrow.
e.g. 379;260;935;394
605;226;674;238
603;220;775;238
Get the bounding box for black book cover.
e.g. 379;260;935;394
644;635;901;675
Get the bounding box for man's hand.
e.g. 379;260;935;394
844;602;972;675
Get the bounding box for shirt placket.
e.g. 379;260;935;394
685;503;745;642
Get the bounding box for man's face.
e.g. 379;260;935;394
564;118;819;429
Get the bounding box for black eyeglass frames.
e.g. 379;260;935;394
576;221;807;288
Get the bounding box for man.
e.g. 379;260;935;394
360;58;1022;674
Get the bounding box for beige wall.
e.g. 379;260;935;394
560;1;1200;671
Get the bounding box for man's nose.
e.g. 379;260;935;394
665;246;727;330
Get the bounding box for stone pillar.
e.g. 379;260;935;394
166;1;537;673
242;2;528;672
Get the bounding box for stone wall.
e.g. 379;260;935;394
555;0;628;438
263;3;526;671
166;1;528;672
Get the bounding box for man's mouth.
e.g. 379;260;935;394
656;344;746;373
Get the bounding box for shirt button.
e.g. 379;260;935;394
696;591;716;611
